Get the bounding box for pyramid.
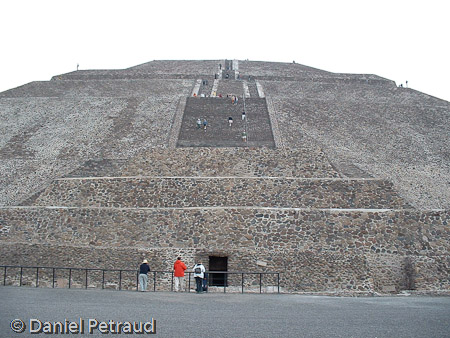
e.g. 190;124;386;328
0;59;448;294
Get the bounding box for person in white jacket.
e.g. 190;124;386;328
193;262;206;293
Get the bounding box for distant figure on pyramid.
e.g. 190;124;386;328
228;116;233;127
203;119;208;131
242;131;247;142
196;118;202;129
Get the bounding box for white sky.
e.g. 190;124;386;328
1;0;449;102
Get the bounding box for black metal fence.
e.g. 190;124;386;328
1;265;280;294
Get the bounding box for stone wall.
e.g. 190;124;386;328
73;147;340;179
0;88;190;206
27;177;410;209
263;80;450;209
1;207;448;292
0;79;194;98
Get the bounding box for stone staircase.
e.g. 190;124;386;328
177;97;275;148
216;80;244;97
247;81;259;97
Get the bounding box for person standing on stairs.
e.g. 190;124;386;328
242;131;247;142
228;116;233;127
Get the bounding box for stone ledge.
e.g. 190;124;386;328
26;176;410;209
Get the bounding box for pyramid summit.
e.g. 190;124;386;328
0;59;448;294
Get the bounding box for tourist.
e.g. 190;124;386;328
196;118;202;129
242;111;246;120
193;262;206;293
242;131;247;142
228;117;233;127
235;96;238;104
203;119;208;131
173;257;187;292
139;259;151;292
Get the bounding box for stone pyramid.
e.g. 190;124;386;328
0;59;448;294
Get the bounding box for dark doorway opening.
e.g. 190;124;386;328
209;256;228;287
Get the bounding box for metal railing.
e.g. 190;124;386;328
1;265;280;294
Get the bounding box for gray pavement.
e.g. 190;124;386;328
1;287;449;337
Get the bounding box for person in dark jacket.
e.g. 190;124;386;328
139;259;150;292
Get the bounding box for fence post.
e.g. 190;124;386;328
119;270;122;291
224;272;227;293
85;269;88;289
171;272;174;292
188;272;191;293
277;273;280;294
260;273;262;294
52;268;55;288
153;272;156;292
69;269;72;289
20;267;23;287
136;271;139;292
242;273;244;294
4;266;7;286
103;270;106;290
36;267;39;288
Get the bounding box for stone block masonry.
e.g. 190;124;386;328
118;147;338;178
0;207;448;292
27;177;411;209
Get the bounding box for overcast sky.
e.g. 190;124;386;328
1;0;449;102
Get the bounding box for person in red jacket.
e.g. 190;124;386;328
173;257;187;292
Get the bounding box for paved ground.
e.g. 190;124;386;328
1;287;449;337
